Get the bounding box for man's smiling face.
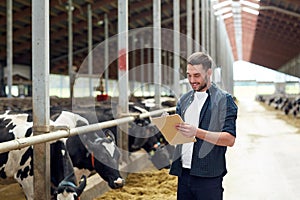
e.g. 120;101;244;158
186;64;211;92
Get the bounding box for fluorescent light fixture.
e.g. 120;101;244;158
215;7;232;15
65;5;75;11
213;0;232;10
241;0;260;9
97;20;104;25
242;7;259;15
222;12;233;19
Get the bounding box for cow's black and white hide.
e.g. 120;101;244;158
130;123;175;170
53;111;125;189
54;172;86;200
289;97;300;117
117;104;174;170
280;96;300;117
283;101;294;115
268;96;287;110
64;101;174;171
256;95;266;103
51;141;86;200
0;111;86;200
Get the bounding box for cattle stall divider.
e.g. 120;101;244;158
0;106;176;154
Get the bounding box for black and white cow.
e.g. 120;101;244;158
94;102;174;170
0;111;86;200
51;99;174;171
53;111;125;189
128;101;175;170
283;96;300;117
267;96;289;110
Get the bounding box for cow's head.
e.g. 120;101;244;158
54;173;86;200
84;130;125;189
50;140;75;193
127;104;154;151
55;111;124;189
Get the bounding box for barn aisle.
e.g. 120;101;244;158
224;98;300;199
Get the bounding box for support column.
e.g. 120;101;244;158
68;0;74;99
104;13;109;94
210;0;217;83
147;41;152;95
215;11;233;92
173;0;180;97
130;34;136;94
163;51;168;85
32;0;50;199
153;0;161;108
87;3;93;96
216;13;224;70
201;0;206;51
6;0;13;98
210;0;216;61
0;64;5;96
118;0;129;164
140;36;145;96
186;0;192;57
206;0;210;54
194;0;200;52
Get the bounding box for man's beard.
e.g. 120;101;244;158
195;83;207;92
193;75;209;91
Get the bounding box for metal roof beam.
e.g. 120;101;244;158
259;6;300;18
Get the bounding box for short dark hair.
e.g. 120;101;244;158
187;52;212;71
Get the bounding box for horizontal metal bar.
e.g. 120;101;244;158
0;106;176;154
139;106;176;119
0;116;135;154
259;6;300;18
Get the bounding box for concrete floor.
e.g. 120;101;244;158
224;98;300;200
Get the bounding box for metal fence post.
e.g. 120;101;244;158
118;0;129;165
32;0;50;199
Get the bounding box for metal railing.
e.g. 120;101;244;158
0;107;176;153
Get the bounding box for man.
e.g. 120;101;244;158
169;52;238;200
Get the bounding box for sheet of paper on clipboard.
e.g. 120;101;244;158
151;114;196;145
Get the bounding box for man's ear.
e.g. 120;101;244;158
207;68;212;76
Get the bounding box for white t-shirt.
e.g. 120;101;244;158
181;91;208;169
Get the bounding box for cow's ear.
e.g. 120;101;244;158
76;119;88;127
104;129;115;142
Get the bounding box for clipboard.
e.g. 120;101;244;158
151;114;196;145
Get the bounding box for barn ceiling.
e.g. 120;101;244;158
0;0;299;79
224;0;300;75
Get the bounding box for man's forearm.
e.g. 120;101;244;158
195;129;235;147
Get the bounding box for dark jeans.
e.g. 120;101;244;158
177;168;224;200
